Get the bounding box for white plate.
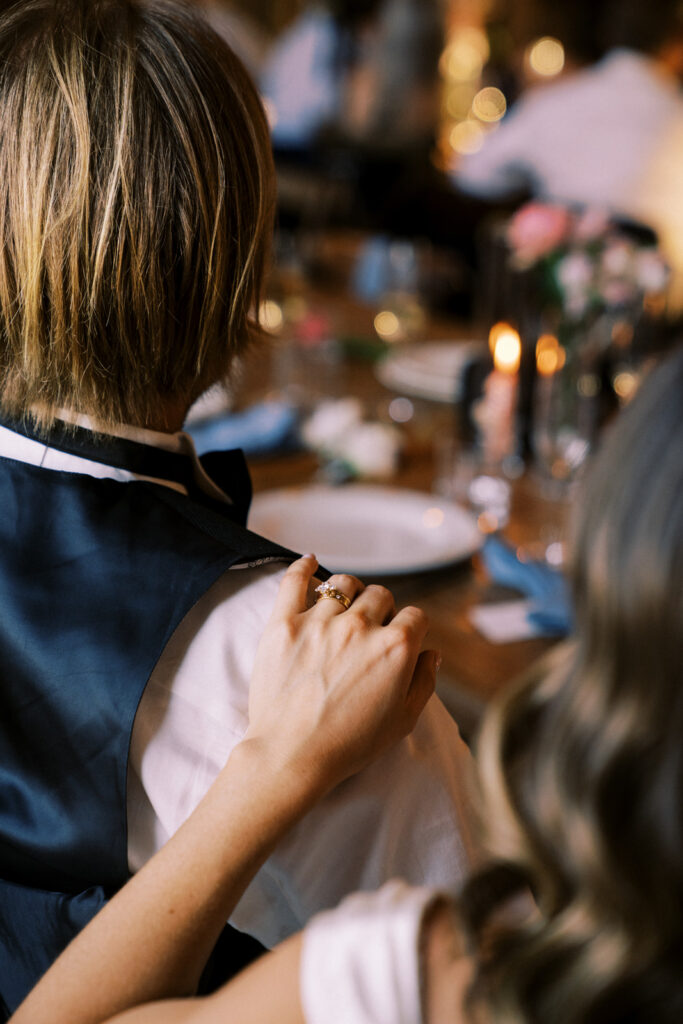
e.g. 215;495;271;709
375;340;486;403
249;484;482;575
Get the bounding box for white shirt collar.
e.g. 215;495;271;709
0;414;231;505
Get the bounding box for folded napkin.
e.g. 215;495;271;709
481;536;573;637
186;400;299;457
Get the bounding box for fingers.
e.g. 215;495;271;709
271;554;319;620
351;583;395;624
404;649;439;723
389;604;430;647
314;573;365;616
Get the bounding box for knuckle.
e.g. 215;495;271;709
330;573;359;591
405;606;428;630
348;608;373;632
387;626;414;657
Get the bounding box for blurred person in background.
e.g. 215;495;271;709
261;0;450;243
13;341;683;1024
260;0;384;153
453;0;683;297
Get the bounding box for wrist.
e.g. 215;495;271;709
228;732;331;820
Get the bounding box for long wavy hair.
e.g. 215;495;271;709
462;346;683;1023
0;0;275;431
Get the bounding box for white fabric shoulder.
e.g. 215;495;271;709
301;881;440;1024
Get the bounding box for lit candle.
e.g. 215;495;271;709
474;322;521;465
535;333;565;377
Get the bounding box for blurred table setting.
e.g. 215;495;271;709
185;226;646;737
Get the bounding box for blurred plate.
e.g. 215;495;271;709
375;340;485;403
249;484;482;575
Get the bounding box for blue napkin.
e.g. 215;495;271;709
481;536;573;636
187;400;299;457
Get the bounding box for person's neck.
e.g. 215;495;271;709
141;401;188;434
54;397;190;437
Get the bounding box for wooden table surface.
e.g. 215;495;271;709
239;270;570;737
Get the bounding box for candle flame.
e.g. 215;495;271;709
490;324;521;374
535;333;566;376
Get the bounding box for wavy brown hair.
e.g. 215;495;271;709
462;346;683;1023
0;0;275;431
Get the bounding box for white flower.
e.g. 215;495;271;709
334;422;403;479
634;249;669;293
301;398;364;451
557;251;593;292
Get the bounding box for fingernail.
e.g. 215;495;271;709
303;553;318;563
435;651;442;671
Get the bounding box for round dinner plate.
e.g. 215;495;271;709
375;339;486;404
249;484;482;576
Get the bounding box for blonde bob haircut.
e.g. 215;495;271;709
0;0;275;431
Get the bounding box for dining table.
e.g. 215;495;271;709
234;232;571;740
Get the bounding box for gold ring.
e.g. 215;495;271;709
315;581;352;610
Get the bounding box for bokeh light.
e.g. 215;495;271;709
422;507;445;529
472;86;507;123
441;27;490;83
613;370;638;402
259;299;283;332
535;334;566;375
450;119;485;155
526;37;565;78
388;397;415;423
374;310;401;340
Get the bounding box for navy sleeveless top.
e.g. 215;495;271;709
0;419;303;1014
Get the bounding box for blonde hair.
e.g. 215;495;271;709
0;0;275;430
462;347;683;1022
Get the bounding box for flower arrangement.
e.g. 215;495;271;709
506;202;669;329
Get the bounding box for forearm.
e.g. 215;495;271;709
11;740;322;1024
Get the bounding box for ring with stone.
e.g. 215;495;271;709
315;581;352;610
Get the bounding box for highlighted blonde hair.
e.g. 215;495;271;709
0;0;275;430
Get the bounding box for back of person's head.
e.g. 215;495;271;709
0;0;274;431
463;345;683;1022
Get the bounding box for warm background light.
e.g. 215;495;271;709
259;299;284;332
526;36;565;78
440;26;490;83
374;310;401;340
449;119;485;155
471;86;507;123
422;507;445;529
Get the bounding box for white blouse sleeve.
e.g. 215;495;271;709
300;881;442;1024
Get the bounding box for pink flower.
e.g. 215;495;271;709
507;202;572;266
